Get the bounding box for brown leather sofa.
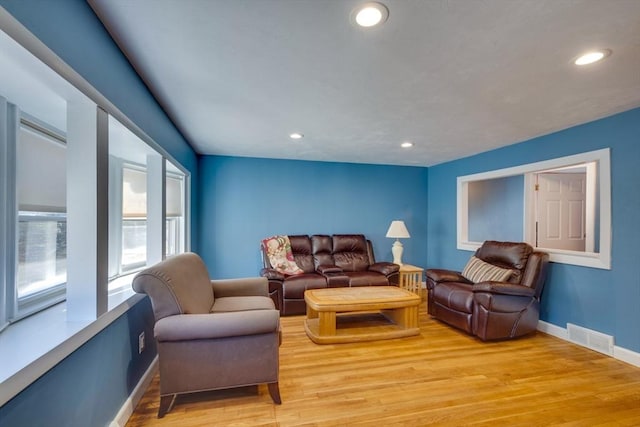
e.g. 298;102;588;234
426;241;549;341
260;234;400;315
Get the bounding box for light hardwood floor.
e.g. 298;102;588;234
126;305;640;426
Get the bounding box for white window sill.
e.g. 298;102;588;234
0;281;144;407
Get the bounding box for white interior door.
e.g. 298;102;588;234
536;172;586;251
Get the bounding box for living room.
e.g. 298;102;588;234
0;1;639;426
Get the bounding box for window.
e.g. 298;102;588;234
1;18;189;326
122;166;147;271
12;116;67;320
165;170;185;257
0;17;191;404
107;117;188;291
17;212;66;298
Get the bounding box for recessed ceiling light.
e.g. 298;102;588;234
574;49;611;66
401;141;413;148
351;2;389;28
289;132;303;140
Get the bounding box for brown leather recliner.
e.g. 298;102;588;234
426;241;549;341
132;252;281;418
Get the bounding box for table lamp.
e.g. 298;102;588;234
386;220;410;265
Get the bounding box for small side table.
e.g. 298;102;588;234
398;264;425;298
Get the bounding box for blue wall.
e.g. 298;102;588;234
0;0;197;424
427;108;640;352
198;156;429;278
468;175;524;242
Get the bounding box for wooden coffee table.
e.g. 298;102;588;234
304;286;421;344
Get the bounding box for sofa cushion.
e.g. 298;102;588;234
475;241;532;280
289;235;316;273
332;234;370;271
345;271;389;287
211;296;276;313
475;241;532;268
281;274;327;299
462;256;514;283
262;235;305;275
311;234;333;268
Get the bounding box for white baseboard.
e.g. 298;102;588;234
537;320;567;340
614;346;640;368
110;356;159;427
537;321;640;368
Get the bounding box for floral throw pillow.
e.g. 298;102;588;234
262;235;304;276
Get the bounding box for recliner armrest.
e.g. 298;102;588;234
316;265;343;274
260;268;285;281
211;277;269;297
369;262;400;276
155;310;280;342
472;281;536;297
426;269;468;283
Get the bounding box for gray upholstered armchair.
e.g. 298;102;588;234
132;252;282;418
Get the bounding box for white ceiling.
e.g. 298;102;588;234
88;0;640;167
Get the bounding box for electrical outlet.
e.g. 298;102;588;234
138;331;145;354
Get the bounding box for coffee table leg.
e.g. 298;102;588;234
307;305;318;319
318;311;336;336
383;305;419;329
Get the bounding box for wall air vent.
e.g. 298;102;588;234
567;323;614;356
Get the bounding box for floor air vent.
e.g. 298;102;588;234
567;323;614;356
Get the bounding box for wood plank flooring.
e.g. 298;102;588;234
126;305;640;426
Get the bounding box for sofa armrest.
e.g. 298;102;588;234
260;268;285;281
155;310;280;342
369;262;400;276
211;277;268;298
426;269;468;283
317;264;343;274
472;281;536;297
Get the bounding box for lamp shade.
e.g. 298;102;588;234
385;220;410;239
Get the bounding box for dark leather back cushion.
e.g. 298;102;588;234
311;235;333;268
332;234;367;253
475;241;533;271
333;252;370;272
289;235;315;273
333;235;369;271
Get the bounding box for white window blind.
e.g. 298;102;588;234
166;174;183;217
122;167;146;218
17;126;66;213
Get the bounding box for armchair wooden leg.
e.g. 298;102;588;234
157;394;176;418
267;382;282;404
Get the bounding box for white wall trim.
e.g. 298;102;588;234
614;346;640;368
110;356;158;427
538;321;640;368
537;320;568;340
